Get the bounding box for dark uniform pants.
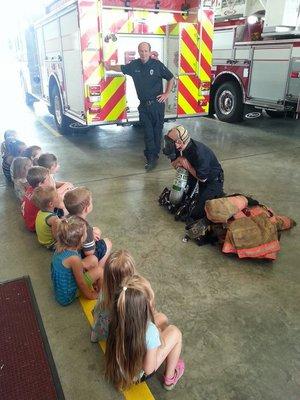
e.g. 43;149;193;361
138;101;165;162
187;174;224;221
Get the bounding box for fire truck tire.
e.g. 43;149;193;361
265;110;285;118
51;86;71;134
214;81;244;123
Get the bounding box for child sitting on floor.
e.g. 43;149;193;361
37;153;74;197
105;275;184;391
1;130;17;156
64;187;112;268
91;250;168;343
22;145;42;165
11;157;32;201
32;186;61;249
91;250;136;342
51;216;103;305
21;166;54;232
2;138;27;182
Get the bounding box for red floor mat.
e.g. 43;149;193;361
0;276;64;400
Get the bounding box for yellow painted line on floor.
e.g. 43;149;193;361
37;117;62;137
79;297;155;400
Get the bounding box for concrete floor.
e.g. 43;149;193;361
1;61;300;400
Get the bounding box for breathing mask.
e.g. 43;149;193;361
162;135;177;161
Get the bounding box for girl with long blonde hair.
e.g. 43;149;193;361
91;250;136;342
91;250;167;342
10;156;32;200
105;275;184;391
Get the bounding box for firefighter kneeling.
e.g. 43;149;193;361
159;125;296;260
159;125;224;222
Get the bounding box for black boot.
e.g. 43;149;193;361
144;158;157;172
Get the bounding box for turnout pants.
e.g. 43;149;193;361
187;174;224;221
138;101;165;162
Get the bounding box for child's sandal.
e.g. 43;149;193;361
163;358;185;390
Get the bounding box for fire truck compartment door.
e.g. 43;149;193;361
43;19;62;61
36;26;48;99
177;23;204;116
40;19;64;102
287;58;300;101
25;27;43;98
213;29;235;61
60;9;84;114
248;47;291;103
165;30;180;116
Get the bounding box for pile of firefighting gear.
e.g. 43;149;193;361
185;195;296;261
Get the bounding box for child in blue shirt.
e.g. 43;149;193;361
51;216;103;305
1;130;17;156
2;134;27;182
105;275;184;391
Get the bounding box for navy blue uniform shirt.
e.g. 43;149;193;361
181;139;223;182
121;58;173;102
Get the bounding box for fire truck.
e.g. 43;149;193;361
210;0;300;122
18;0;215;133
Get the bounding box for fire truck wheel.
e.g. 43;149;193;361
214;81;244;123
51;86;71;134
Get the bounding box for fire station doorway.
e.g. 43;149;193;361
104;31;179;121
117;35;165;118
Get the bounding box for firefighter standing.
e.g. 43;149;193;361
166;125;224;221
105;42;174;171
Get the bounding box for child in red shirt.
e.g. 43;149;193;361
21;166;54;231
